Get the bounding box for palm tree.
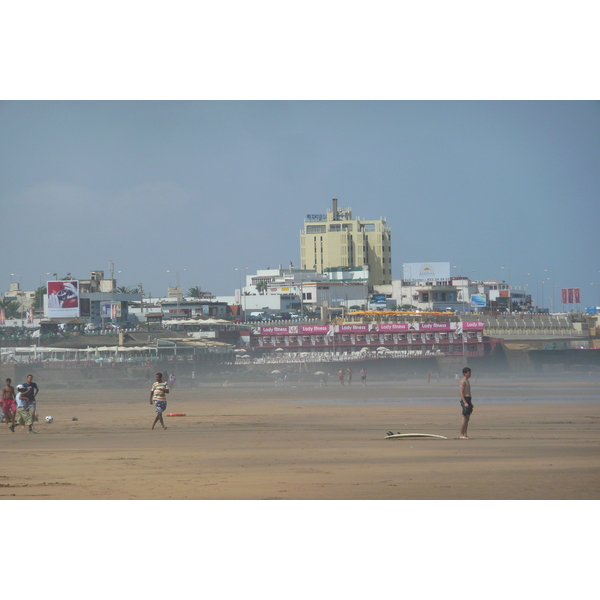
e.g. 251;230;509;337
188;286;202;299
34;286;47;310
0;299;21;319
116;286;140;294
256;281;268;295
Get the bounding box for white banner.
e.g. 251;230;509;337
46;280;80;318
403;262;450;281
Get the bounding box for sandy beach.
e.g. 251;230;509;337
1;376;599;500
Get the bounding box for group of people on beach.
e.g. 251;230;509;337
336;367;368;386
3;367;476;440
2;374;39;434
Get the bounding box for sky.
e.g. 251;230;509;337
2;100;599;308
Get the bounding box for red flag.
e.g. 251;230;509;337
562;288;567;304
568;288;574;303
574;288;580;303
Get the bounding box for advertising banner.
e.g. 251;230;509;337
0;309;5;325
419;322;452;331
377;323;410;332
574;288;580;304
562;288;567;304
27;308;34;324
47;280;80;318
462;321;485;330
470;294;487;308
339;324;369;333
403;262;450;281
300;325;330;334
101;302;122;319
568;288;574;304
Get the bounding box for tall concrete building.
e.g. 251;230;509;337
300;199;392;286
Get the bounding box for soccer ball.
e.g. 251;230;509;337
45;416;54;423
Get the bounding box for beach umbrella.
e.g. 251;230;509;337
314;371;326;375
271;370;281;374
274;347;285;352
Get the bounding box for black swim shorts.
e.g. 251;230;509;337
461;398;473;416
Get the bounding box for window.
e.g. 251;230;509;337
307;225;326;234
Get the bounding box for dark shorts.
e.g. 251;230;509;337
155;401;167;414
461;398;473;416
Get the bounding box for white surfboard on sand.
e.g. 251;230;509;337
385;433;447;440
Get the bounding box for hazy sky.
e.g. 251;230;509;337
2;100;599;308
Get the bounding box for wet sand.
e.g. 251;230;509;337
1;377;599;499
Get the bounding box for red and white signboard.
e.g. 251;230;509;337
47;280;80;318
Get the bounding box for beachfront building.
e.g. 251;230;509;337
236;266;369;315
2;283;36;312
248;319;487;357
300;198;392;286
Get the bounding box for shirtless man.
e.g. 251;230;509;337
2;378;16;428
459;367;474;439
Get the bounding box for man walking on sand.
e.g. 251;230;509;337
23;374;39;423
12;385;36;433
459;367;474;439
150;372;169;430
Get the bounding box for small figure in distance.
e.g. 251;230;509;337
459;367;474;439
2;378;16;428
360;368;367;387
150;372;169;431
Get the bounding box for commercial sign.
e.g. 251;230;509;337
47;280;80;318
101;302;122;319
562;288;581;304
471;294;487;308
403;262;450;282
462;321;484;330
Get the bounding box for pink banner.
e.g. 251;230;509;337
562;288;567;304
419;322;452;331
574;288;580;303
260;326;291;334
462;321;484;330
377;323;410;332
300;325;330;334
339;324;369;333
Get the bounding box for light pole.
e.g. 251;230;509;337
521;273;531;311
544;269;555;313
501;267;511;314
235;267;248;320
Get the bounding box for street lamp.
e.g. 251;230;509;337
544;269;555;313
501;267;511;314
235;267;248;320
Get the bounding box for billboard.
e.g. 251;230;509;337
562;288;581;304
471;294;487;308
101;302;122;319
403;262;450;281
47;280;80;318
